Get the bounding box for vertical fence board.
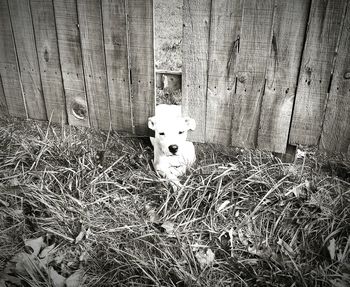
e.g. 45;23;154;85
102;0;132;132
9;0;46;120
54;0;90;128
289;0;346;146
320;4;350;153
182;0;211;142
205;0;243;145
0;75;8;115
127;0;154;134
230;0;274;149
257;0;310;153
0;0;26;118
78;0;110;130
31;0;67;124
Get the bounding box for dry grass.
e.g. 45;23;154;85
0;115;350;287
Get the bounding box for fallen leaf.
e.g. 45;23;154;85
328;238;336;260
25;237;44;256
285;185;303;197
66;269;84;287
277;238;295;257
248;246;263;256
39;243;56;259
49;267;66;287
194;247;215;269
217;200;230;212
238;229;249;246
161;221;175;235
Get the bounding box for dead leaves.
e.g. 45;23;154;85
1;236;84;287
192;244;215;269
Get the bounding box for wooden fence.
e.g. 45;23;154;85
0;0;154;134
183;0;350;154
0;0;349;154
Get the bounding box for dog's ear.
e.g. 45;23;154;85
148;116;156;130
184;117;196;131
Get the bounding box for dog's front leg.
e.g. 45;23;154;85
154;162;182;191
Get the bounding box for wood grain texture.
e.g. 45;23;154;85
9;0;46;120
127;0;155;135
78;0;111;130
289;0;347;146
182;0;211;142
257;0;310;153
230;0;274;149
205;0;243;145
319;3;350;153
102;0;132;132
0;74;8;116
54;0;90;127
0;0;26;118
31;0;67;124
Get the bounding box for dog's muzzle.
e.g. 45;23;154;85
168;144;178;155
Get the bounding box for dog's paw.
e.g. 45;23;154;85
170;180;182;192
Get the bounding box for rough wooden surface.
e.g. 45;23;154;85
0;0;26;118
54;0;90;128
320;3;350;153
78;0;111;130
8;0;46;120
127;0;155;135
230;0;274;149
31;0;67;124
289;0;347;146
182;0;211;142
0;75;8;116
257;0;310;153
205;0;243;145
102;0;132;132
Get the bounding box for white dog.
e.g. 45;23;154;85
148;104;196;188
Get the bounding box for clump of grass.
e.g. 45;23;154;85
0;115;349;286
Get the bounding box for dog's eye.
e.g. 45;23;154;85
159;132;165;136
179;131;184;134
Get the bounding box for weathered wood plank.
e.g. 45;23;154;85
257;0;310;153
9;0;46;121
0;0;26;118
54;0;90;127
182;0;211;142
127;0;155;135
289;0;347;146
0;74;9;116
77;0;111;130
205;0;243;145
319;4;350;153
31;0;67;124
102;0;132;132
231;0;274;149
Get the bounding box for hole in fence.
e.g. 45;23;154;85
154;0;182;105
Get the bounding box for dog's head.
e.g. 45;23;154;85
148;115;196;156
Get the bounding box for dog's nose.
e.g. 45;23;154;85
168;145;178;154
